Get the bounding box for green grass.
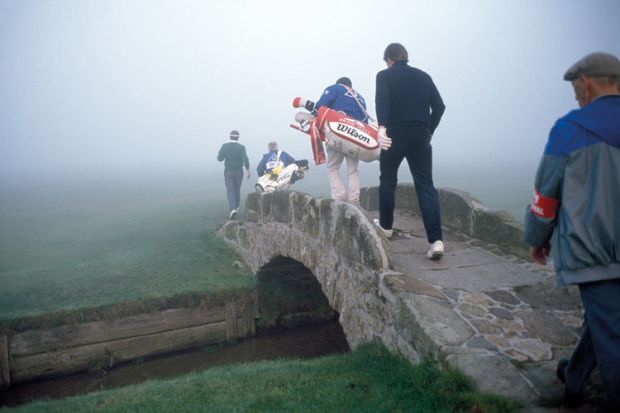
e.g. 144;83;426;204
5;342;518;413
0;178;255;333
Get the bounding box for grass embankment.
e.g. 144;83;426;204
6;342;518;413
0;180;255;333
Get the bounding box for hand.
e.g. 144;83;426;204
530;243;551;265
378;126;392;150
245;169;250;179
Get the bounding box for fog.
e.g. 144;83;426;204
1;0;619;185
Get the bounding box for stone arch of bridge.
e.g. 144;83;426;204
255;255;338;332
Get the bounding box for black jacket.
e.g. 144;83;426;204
375;61;445;134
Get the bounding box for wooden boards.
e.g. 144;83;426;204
5;294;257;385
0;335;9;388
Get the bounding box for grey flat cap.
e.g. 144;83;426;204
230;130;240;138
564;52;620;81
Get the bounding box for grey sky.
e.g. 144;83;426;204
1;0;619;180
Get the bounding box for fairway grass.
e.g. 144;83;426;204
0;179;255;333
7;342;518;413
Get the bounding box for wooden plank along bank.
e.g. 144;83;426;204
0;294;257;388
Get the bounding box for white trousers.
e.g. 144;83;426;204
326;145;360;204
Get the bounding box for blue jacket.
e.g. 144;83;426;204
315;84;367;122
256;150;295;176
524;95;620;285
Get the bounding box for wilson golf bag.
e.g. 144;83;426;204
290;97;380;165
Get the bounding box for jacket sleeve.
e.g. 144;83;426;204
315;85;336;110
375;71;391;126
429;78;445;134
217;144;225;162
242;147;250;170
256;154;267;176
524;122;568;247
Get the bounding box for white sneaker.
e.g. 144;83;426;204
373;218;393;238
427;240;444;260
229;209;238;219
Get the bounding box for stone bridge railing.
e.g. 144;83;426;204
360;184;528;259
218;184;529;363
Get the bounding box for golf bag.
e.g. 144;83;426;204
255;160;309;193
290;97;380;165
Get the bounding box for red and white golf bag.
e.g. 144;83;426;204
291;97;380;165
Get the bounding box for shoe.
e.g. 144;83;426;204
229;209;238;219
556;359;582;408
427;240;444;260
373;219;393;238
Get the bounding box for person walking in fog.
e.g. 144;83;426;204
256;141;295;177
217;130;250;219
315;77;368;205
374;43;445;260
524;52;620;412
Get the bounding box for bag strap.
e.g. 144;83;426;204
339;84;374;122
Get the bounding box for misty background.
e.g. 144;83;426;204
1;0;619;215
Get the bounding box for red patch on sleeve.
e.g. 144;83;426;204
530;190;559;219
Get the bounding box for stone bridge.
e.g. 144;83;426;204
218;184;584;410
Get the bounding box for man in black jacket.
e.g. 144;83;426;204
374;43;445;260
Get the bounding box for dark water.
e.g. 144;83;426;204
0;321;349;408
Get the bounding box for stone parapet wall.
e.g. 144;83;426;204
360;184;528;259
242;191;388;272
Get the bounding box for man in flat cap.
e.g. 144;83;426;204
217;130;250;219
525;52;620;411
